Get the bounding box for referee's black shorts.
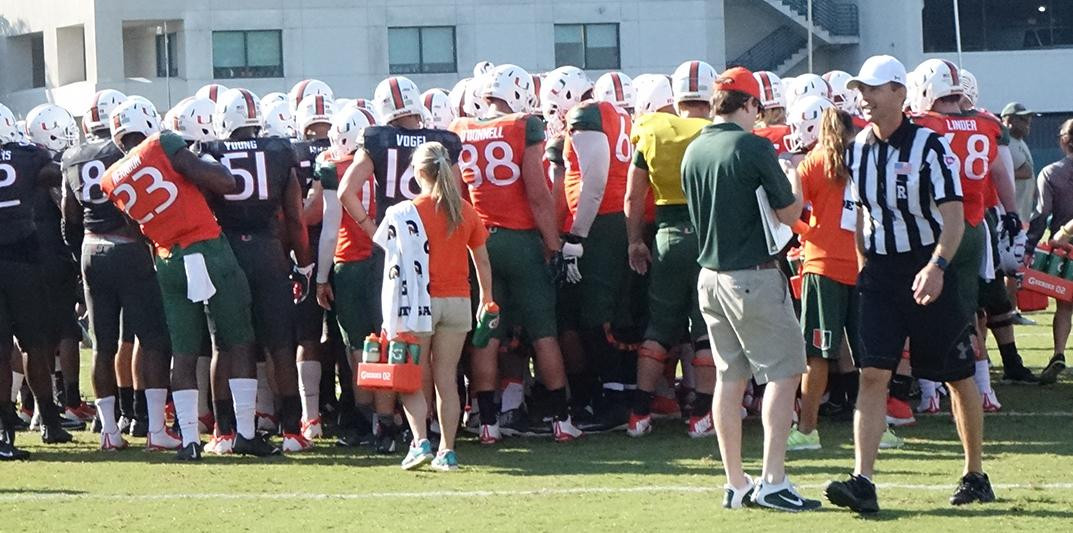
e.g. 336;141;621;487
857;246;975;383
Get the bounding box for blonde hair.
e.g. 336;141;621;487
818;107;854;185
413;141;463;232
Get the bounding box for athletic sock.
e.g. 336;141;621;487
997;342;1024;371
476;391;497;426
118;387;134;419
631;389;654;416
255;362;275;419
64;379;81;409
919;379;939;400
548;387;569;421
196;357;212;418
889;374;913;403
296;361;322;422
499;380;525;413
11;372;23;404
214;400;236;435
95;396;118;435
134;389;148;424
145;388;168;434
279;395;302;434
229;378;258;439
973;360;994;396
692;392;714;417
567;372;593;411
841;371;860;406
172;389;200;446
827;369;846;405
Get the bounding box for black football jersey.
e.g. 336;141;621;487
61;139;128;234
362;126;462;223
292;137;331;196
200;137;299;234
0;142;53;245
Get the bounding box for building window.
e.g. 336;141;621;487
31;32;45;88
156;32;178;77
212;30;283;78
388;26;456;74
554;23;620;69
923;0;1073;52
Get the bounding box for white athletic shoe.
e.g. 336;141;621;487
205;431;235;455
553;417;583;442
687;412;716;438
916;394;940;414
146;429;183;451
479;423;502;445
982;391;1002;413
301;417;323;440
100;430;128;452
282;433;314;453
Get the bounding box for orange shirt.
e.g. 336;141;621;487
562;101;632;226
798;150;858;286
450;113;539;230
330;154;376;263
413;194;488;298
754;124;791;155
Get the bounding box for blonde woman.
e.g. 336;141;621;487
400;141;492;471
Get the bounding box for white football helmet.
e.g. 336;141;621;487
753;71;785;110
26;104;78;153
260;92;287;111
0;103;19;144
448;78;473;119
822;70;855;113
473;60;495;78
109;98;161;150
83;89;127;137
785;95;834;153
632;74;675;116
373;76;423;124
295;94;335;140
540;66;594;134
261;100;297;138
329;106;375;159
195;84;229;103
960;69;979;107
168;97;216;143
334;98;354;113
421;89;454;130
289;79;334;114
213;88;262;139
780;76;797;106
481;64;534;114
594;72;636;111
671;60;718;104
787;74;831;107
912;59;964;113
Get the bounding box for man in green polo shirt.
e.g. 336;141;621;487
682;66;818;513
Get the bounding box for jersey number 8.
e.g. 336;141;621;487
943;133;990;181
459;141;521;189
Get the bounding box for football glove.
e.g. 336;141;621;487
1000;212;1022;243
560;241;584;284
998;229;1027;276
291;263;315;304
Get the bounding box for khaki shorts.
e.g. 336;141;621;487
415;297;473;336
697;267;806;384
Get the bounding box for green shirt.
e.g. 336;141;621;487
682;122;795;271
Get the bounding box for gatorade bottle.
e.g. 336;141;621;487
471;302;500;348
402;333;421;365
1031;243;1052;271
388;338;408;364
362;334;381;363
1047;248;1068;277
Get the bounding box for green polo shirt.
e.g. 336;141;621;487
681;122;795;271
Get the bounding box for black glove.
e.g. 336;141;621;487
290;263;315;304
1000;212;1022;244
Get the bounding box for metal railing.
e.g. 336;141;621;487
729;25;808;72
779;0;859;36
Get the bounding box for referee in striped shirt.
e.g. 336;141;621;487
825;56;994;513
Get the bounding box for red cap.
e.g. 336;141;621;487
715;67;761;101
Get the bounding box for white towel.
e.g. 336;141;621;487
979;213;996;282
183;253;217;303
373;201;432;339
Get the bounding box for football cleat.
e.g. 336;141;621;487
41;424;74;444
626;412;652;438
256;412;279;434
649;395;681;419
175;441;203;461
0;439;30;461
687;412;716;439
282;433;314;453
479;423;502;445
301;417;323;440
916;394;940;414
100;430;129;452
885;397;916;427
553;417;583;442
118;415;134;435
129;417;148;438
498;408;530;437
146;429;183;451
67;401;96;421
17;407;33;426
982;391;1002;413
234;433;282;457
205;431;235;455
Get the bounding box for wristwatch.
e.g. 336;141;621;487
931;256;949;271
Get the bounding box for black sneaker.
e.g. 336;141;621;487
751;477;822;512
950;472;995;505
1039;356;1067;385
499;408;530;437
826;474;879;514
335;428;374;448
722;476;755;509
41;424;74;444
1001;365;1039;385
0;439;30;461
130;417;148;438
234;433;281;457
176;442;203;461
58;416;85;431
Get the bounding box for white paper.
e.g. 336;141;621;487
756;186;794;255
183;253;217;303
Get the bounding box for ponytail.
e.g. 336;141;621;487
819;107;854;185
413;141;463;232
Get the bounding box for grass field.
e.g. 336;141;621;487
3;308;1072;532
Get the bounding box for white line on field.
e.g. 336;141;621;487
3;483;1073;502
917;411;1071;417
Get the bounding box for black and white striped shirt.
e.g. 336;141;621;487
848;117;962;255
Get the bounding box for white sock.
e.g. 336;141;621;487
255;362;275;417
499;380;524;413
146;388;168;434
229;378;258;439
974;360;993;396
196;358;212;417
95;396;118;434
297;361;321;422
919;379;939;400
172;389;200;446
11;371;23;403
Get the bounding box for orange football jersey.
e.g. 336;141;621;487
450;113;538;230
911;110;1002;225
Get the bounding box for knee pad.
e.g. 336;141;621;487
692;355;716;368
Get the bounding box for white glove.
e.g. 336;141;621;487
561;241;584;284
998;229;1027;276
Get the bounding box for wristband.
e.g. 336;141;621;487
931;256;949;271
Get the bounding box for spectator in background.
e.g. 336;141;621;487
1029;119;1073;385
1002;103;1038;324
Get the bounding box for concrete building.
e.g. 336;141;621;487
2;0;1071;162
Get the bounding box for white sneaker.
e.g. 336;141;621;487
722;474;755;509
205;431;235;455
146;429;183;451
302;418;323;440
982;391;1002;412
626;413;652;438
479;423;502;445
282;433;314;453
553;417;583;442
751;476;822;512
687;412;716;438
100;430;128;452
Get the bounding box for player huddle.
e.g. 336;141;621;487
0;54;1036;491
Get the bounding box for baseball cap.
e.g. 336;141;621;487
714;67;760;100
1001;102;1034;117
847;55;907;90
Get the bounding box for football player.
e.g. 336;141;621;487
752;71;792;155
201;88;316;453
0;102;70;458
450;64;578;443
671;60;718;119
100;99;275;460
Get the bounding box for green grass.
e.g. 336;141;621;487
4;308;1072;532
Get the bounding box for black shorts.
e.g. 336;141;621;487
81;239;171;357
295;227;325;343
0;257;57;352
857;247;975;382
226;231;295;351
41;253;82;341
